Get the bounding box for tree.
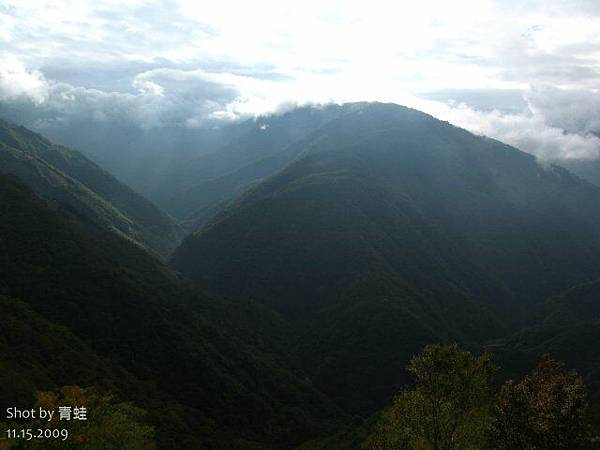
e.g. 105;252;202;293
364;344;498;450
491;355;590;450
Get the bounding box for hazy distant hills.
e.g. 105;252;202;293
0;119;183;257
11;105;357;232
151;104;351;223
0;173;344;449
172;102;600;413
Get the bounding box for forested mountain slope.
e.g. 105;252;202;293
0;173;344;449
172;102;600;413
0;119;182;257
491;279;600;396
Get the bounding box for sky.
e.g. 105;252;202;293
2;0;600;160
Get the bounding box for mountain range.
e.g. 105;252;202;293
2;102;600;448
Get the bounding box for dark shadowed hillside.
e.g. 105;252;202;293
490;279;600;397
0;173;344;449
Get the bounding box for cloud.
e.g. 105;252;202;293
5;0;600;95
0;8;15;42
0;57;243;129
418;99;600;161
0;54;49;104
4;1;600;93
526;85;600;135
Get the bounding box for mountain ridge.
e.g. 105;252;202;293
0;119;183;257
172;102;600;414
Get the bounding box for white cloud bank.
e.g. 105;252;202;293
426;100;600;160
0;54;48;104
